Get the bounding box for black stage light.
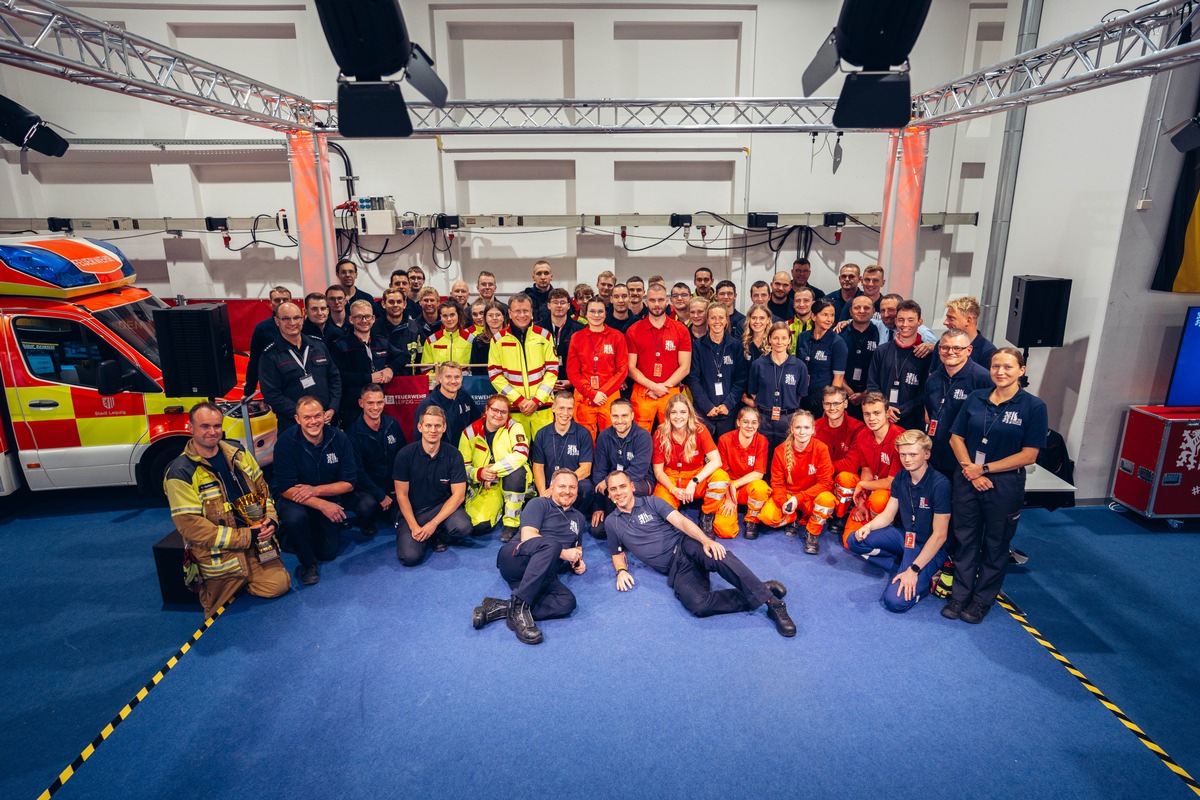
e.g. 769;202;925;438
801;0;933;130
313;0;447;138
1169;116;1200;153
0;94;69;157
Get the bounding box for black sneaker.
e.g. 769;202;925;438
766;599;797;638
361;521;377;538
826;515;846;536
764;579;787;600
803;532;820;555
743;521;759;540
941;599;964;620
297;564;319;586
500;525;518;543
433;540;449;553
959;602;991;624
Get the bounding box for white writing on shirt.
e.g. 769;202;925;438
603;344;614;354
637;512;653;525
905;372;920;386
785;374;797;386
326;453;339;464
567;444;579;456
1002;410;1023;425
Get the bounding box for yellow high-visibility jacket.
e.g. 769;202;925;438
487;324;559;409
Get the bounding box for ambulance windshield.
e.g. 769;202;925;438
94;296;166;367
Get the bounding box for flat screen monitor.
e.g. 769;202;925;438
1165;306;1200;406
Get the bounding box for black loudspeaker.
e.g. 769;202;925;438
835;0;933;70
154;303;236;397
313;0;410;80
1006;275;1072;348
338;82;413;138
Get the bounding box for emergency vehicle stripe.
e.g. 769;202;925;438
996;594;1200;797
36;601;233;800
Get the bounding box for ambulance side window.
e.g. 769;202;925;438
13;317;157;392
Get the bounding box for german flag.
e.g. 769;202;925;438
1154;93;1200;293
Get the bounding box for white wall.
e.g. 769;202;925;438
2;0;1195;499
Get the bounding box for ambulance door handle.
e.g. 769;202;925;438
27;400;60;409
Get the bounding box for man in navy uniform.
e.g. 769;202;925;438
415;361;480;445
590;398;653;539
260;302;341;432
923;329;992;479
867;300;932;432
346;384;405;538
393;405;474;566
847;429;951;612
472;469;588;644
271;396;357;586
604;470;796;637
244;285;290;396
531;392;595;514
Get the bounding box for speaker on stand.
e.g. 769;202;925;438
153;303;237;398
1005;275;1072;387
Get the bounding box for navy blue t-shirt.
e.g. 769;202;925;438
531;421;594;474
520;496;587;549
840;322;881;392
392;439;468;510
950;388;1049;464
923;360;993;472
796;330;847;409
270;424;357;496
605;495;682;574
889;467;951;545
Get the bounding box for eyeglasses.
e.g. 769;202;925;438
822;401;846;408
938;345;968;353
277;315;303;323
486;406;508;414
350;314;373;321
671;293;691;300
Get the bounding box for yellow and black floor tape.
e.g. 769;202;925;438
36;601;231;800
997;593;1200;797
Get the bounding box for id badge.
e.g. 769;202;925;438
590;375;599;390
904;531;916;549
772;406;781;420
974;451;987;466
714;382;724;397
927;419;938;436
300;373;316;389
653;363;663;378
889;388;899;404
852;368;862;381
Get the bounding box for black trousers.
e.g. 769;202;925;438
698;413;736;440
279;498;344;568
951;470;1025;608
496;537;577;620
350;491;398;527
396;503;474;567
757;411;793;477
668;536;773;617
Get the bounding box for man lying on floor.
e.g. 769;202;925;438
603;470;796;637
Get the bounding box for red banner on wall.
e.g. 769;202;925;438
381;374;496;442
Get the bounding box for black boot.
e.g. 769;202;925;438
743;521;759;540
472;597;509;629
767;598;797;638
506;595;544;644
699;512;714;536
500;525;519;543
804;532;820;555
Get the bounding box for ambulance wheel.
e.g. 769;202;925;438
141;440;187;497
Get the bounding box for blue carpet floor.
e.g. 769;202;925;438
1;496;1192;800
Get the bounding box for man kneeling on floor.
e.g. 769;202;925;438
847;429;950;612
394;405;475;566
166;402;290;617
603;470;796;637
472;468;588;644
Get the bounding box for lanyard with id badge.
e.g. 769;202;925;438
291;346;316;389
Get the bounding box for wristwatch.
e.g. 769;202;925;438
690;477;700;485
982;464;991;475
909;563;921;574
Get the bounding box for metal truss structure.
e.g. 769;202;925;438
913;0;1200;127
404;98;840;134
2;0;1200;135
0;0;329;132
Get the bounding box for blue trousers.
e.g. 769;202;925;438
667;536;773;617
497;536;577;621
847;524;946;613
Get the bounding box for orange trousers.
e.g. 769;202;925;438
573;390;615;441
632;385;681;432
654;467;729;515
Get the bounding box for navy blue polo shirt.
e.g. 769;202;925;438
867;340;932;421
840;322;881;392
796;330;847;407
593;425;654;486
747;354;809;412
531;421;594;473
889;467;951;545
606;495;682;574
923;360;993;471
346;414;405;501
270;424;357;496
950;388;1049;463
520;496;587;549
416;387;480;445
392;439;468;510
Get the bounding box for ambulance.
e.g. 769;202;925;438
0;236;276;496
